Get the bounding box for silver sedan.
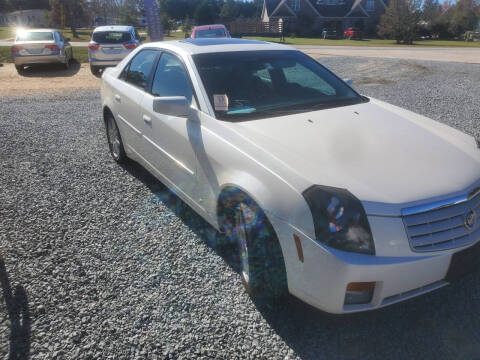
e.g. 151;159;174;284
12;29;73;73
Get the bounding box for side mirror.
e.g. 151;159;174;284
153;96;189;117
140;36;146;42
65;37;71;42
344;78;354;86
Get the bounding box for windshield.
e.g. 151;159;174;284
195;28;227;38
193;50;366;121
92;31;131;43
16;31;53;41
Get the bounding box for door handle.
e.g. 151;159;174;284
114;94;121;103
143;115;151;124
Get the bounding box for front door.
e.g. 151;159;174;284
140;52;198;199
112;49;159;155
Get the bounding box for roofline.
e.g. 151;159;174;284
271;0;297;17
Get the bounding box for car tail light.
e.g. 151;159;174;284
88;43;100;50
123;43;138;50
45;44;60;51
11;45;24;53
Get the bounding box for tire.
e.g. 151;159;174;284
224;195;288;299
105;113;127;163
90;65;101;76
63;56;70;70
15;65;24;74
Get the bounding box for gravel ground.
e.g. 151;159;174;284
0;57;479;360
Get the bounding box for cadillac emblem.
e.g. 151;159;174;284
464;209;477;230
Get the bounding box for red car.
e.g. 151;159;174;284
344;27;363;40
191;24;231;39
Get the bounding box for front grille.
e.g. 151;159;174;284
403;192;480;252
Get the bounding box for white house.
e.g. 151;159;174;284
0;9;48;27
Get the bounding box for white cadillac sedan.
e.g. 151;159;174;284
101;38;480;314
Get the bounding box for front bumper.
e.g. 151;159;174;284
271;214;477;314
14;54;65;66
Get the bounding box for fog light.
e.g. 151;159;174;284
344;282;375;305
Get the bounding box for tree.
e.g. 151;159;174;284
378;0;422;44
220;0;237;22
162;13;177;36
194;0;216;25
448;0;479;36
422;0;442;22
49;0;89;37
181;15;192;34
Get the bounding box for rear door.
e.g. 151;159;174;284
111;49;159;155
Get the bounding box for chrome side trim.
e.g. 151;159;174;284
401;194;469;217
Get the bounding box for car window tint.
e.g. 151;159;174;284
283;63;336;96
92;31;131;44
125;50;157;90
151;53;192;102
16;31;53;41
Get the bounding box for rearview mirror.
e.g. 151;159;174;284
153;96;189;117
344;78;354;86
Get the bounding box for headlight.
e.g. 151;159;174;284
303;185;375;255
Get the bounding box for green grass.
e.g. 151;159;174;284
0;46;89;63
72;47;89;63
244;36;480;47
0;26;16;40
0;46;11;63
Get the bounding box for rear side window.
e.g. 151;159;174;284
151;53;193;102
16;31;53;41
124;50;158;90
92;31;131;43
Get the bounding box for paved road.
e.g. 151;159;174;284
298;45;480;64
1;39;479;63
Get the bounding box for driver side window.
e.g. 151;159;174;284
151;53;193;103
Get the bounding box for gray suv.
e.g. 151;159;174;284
88;25;142;76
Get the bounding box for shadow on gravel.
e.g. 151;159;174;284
120;160;480;360
19;60;81;78
0;259;31;360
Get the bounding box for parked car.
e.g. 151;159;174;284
100;38;480;314
88;25;142;76
344;27;363;40
191;24;231;39
321;28;338;39
11;29;72;74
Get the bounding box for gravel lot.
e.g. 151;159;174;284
1;57;479;360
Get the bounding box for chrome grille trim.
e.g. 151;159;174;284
402;190;480;252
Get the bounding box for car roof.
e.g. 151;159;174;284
146;38;294;55
93;25;133;32
193;24;227;31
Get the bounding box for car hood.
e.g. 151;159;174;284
224;98;480;213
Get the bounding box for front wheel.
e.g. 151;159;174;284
228;198;288;299
105;114;127;163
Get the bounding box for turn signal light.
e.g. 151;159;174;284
344;282;375;305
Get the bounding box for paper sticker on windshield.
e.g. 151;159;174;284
214;94;229;111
